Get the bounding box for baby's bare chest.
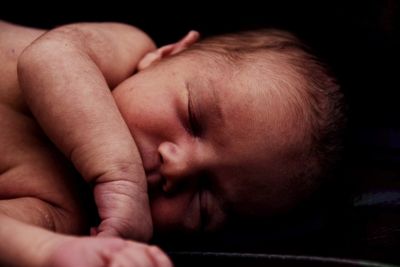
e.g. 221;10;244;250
0;23;86;212
0;104;89;224
0;21;45;112
0;49;27;112
0;104;69;196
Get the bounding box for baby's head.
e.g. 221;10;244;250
113;29;345;235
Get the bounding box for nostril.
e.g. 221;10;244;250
159;152;164;164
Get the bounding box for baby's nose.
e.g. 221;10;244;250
158;141;193;178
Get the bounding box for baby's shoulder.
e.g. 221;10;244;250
0;21;45;111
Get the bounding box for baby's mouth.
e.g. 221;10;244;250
145;170;163;192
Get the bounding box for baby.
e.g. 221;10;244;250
0;20;345;267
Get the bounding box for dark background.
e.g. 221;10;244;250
2;0;400;264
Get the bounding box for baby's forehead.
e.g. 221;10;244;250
192;50;298;86
176;49;307;119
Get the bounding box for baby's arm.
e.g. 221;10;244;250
0;213;172;267
17;23;156;241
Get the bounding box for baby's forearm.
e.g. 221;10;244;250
0;213;173;267
0;213;68;267
17;23;155;240
19;38;142;183
18;23;151;183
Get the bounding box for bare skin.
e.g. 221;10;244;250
0;19;312;267
0;21;92;233
17;21;156;241
0;214;172;267
0;21;172;267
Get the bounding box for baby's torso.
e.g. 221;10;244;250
0;21;45;112
0;21;47;172
0;21;86;217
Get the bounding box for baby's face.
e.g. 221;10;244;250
113;53;304;234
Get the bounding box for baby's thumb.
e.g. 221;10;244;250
96;228;119;237
95;216;152;242
90;227;99;236
90;226;118;237
93;175;153;241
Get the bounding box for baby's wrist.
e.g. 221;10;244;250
34;232;75;267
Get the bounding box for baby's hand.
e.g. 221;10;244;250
89;163;153;241
47;236;172;267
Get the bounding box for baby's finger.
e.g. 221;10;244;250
94;180;153;241
110;246;152;267
96;227;120;237
90;227;99;236
109;252;142;267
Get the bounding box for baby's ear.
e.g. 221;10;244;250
137;31;199;71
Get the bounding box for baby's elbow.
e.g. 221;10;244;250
17;44;40;94
17;44;45;96
17;39;50;77
17;35;66;68
17;36;76;93
17;43;39;73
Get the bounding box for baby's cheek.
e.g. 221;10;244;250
150;194;189;232
112;82;138;119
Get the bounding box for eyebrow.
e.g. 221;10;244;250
187;78;224;129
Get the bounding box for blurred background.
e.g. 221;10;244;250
2;0;399;265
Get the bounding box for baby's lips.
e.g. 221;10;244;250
146;171;163;190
